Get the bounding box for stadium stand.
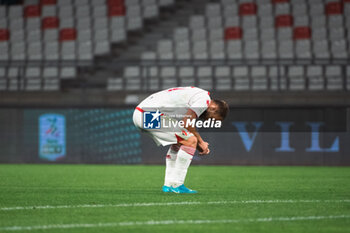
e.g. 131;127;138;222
110;0;350;91
0;0;173;91
0;0;349;92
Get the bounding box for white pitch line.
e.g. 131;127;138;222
1;199;349;211
0;215;349;231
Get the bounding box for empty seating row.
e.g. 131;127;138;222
0;5;148;30
1;16;131;32
0;66;76;79
217;1;350;16
189;14;350;31
2;0;173;19
108;65;350;91
0;40;116;61
141;38;349;60
0;78;60;91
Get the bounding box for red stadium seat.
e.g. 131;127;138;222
325;2;343;15
59;28;77;41
40;0;57;5
239;3;257;15
24;5;41;18
224;27;242;40
108;5;126;16
42;17;59;29
293;27;311;40
271;0;289;3
275;15;293;27
0;29;10;41
107;0;125;6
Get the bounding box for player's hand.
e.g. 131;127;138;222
197;141;210;155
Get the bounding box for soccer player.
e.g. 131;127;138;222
133;87;228;194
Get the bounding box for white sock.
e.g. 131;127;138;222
170;145;195;188
164;145;179;187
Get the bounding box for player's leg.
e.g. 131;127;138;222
162;144;180;192
169;136;198;194
133;124;198;193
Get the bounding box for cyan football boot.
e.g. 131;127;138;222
170;184;198;194
162;185;171;193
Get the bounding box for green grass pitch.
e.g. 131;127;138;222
0;165;349;233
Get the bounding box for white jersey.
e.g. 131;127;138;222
138;87;211;118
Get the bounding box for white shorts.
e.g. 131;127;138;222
132;107;194;146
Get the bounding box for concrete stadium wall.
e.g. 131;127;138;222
0;107;349;166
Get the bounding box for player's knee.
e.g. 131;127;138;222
182;136;197;148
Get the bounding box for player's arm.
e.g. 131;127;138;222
182;109;210;155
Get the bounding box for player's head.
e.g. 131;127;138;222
201;99;229;121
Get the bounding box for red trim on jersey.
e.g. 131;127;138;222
206;100;210;107
168;87;186;92
136;107;144;113
175;134;184;142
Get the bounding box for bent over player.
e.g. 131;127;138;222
133;87;228;194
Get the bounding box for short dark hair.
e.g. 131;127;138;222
212;99;229;120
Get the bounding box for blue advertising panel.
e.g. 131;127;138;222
39;114;66;161
0;107;348;165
